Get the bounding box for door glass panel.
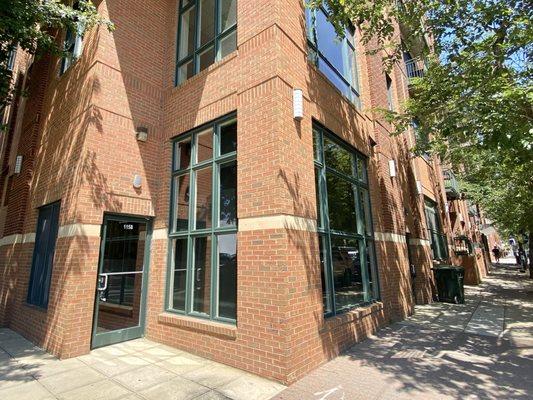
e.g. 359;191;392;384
331;236;364;312
172;238;188;311
174;173;190;232
192;236;212;314
218;233;237;319
195;167;213;229
219;162;237;227
96;220;146;333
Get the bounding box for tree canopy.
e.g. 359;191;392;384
0;0;112;107
309;0;533;236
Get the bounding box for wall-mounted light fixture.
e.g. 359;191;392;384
388;159;397;177
14;155;23;174
293;89;303;120
133;174;142;189
416;180;423;195
136;127;148;142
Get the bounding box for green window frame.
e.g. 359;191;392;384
313;123;379;317
424;198;449;261
175;0;237;85
167;113;238;324
305;4;362;109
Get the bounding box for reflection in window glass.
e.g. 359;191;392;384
331;236;364;312
220;30;237;59
324;137;354;176
172;238;188;311
314;168;322;228
192;236;211;314
175;137;192;170
179;6;196;60
220;121;237;154
219;163;237;227
220;0;236;31
198;45;215;72
195;168;212;229
326;172;357;233
218;233;237;319
196;129;213;163
359;188;372;236
319;235;332;314
199;0;216;46
174;174;190;232
177;60;194;85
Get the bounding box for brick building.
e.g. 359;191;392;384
0;0;489;384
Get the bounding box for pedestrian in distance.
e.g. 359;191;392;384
492;245;501;263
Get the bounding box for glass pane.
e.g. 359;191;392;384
318;58;351;99
172;238;188;311
348;47;360;92
175;137;192;170
359;188;372;236
356;157;366;183
103;221;143;273
365;240;376;299
326;172;357;233
192;236;212;314
198;45;215;72
313;128;321;162
179;6;196;60
316;9;346;78
174;174;190;232
331;236;364;312
319;235;332;314
219;30;237;58
219;162;237;227
195;167;213;229
218;233;237;319
220;121;237;154
220;0;236;32
199;0;215;46
196;129;213;163
314;168;322;228
323;137;354;176
177;60;194;84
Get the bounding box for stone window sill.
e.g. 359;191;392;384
321;302;384;332
158;312;237;340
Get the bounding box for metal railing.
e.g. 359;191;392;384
443;170;460;199
405;58;426;80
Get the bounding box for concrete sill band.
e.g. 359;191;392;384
158;312;237;340
321;302;384;333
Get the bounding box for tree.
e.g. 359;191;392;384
308;0;532;247
0;0;112;107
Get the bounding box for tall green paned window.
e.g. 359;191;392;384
168;114;238;323
424;198;448;261
313;123;379;316
176;0;237;85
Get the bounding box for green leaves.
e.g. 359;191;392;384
0;0;113;108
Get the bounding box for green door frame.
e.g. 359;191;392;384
91;213;153;349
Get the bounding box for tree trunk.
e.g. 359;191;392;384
529;232;533;279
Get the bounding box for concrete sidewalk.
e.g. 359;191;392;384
275;260;533;400
0;332;285;400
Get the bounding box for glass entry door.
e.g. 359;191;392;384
92;215;151;348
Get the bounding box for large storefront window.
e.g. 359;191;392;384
168;114;237;323
305;4;361;108
424;198;449;261
314;124;379;316
176;0;237;85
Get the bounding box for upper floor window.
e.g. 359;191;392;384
385;74;394;111
306;5;361;108
60;10;84;75
176;0;237;85
7;46;17;71
424;198;449;261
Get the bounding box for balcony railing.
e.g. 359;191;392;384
443;170;460;199
405;57;426;81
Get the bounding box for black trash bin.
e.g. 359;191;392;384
432;265;465;304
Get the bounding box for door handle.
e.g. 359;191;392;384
97;274;108;291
